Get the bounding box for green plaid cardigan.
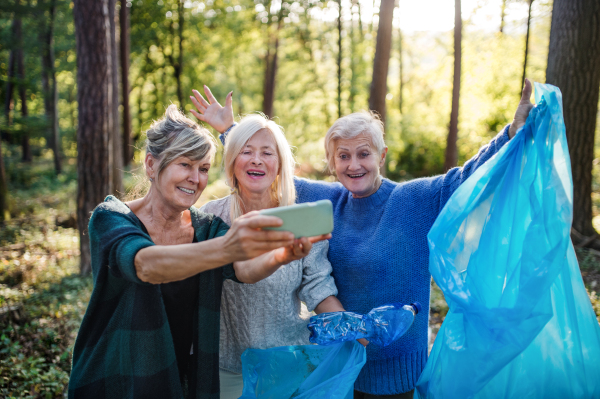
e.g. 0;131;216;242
69;195;238;399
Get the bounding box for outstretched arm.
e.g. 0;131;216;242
189;85;235;133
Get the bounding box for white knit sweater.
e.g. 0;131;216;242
200;196;338;373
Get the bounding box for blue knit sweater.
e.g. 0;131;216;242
295;126;510;395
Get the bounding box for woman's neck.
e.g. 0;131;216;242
238;187;277;214
128;189;189;230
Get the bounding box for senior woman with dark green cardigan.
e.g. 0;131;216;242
68;105;329;399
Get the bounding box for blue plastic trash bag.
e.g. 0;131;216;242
239;341;366;399
415;83;600;399
308;302;421;346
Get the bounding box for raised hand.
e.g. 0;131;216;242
189;85;235;133
508;78;534;138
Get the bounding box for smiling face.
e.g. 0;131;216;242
233;128;280;200
333;135;387;198
147;153;212;211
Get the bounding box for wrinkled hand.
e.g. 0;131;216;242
189;85;235;133
223;211;295;262
273;233;331;265
508;78;534;138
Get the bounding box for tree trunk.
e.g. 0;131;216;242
337;0;343;119
349;0;359;112
500;0;507;33
109;0;123;196
521;0;534;96
4;51;16;134
398;26;403;114
14;10;31;163
40;0;62;174
263;20;282;119
545;0;600;238
120;0;132;166
74;0;115;274
445;0;462;171
368;0;395;125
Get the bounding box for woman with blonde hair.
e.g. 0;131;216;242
191;88;346;399
68;104;329;399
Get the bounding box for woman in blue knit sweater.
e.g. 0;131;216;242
190;81;534;398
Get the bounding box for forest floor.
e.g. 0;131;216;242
1;152;599;398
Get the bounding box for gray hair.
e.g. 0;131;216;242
324;111;386;173
146;104;217;178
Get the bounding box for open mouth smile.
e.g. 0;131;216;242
178;187;195;195
247;171;266;177
348;173;366;179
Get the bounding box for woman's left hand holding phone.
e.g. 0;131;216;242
190;85;234;133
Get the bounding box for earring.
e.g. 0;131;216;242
149;177;154;182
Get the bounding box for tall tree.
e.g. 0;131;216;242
520;0;534;96
109;0;124;195
337;0;343;119
15;12;31;163
74;0;116;274
120;0;132;166
545;0;600;239
368;0;395;125
40;0;62;174
4;50;16;134
500;0;507;33
444;0;462;171
397;25;403;114
262;0;285;119
166;0;185;106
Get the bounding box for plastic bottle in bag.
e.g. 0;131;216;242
308;302;421;346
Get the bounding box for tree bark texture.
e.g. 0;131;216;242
15;15;31;163
74;0;115;274
445;0;462;171
40;0;62;174
521;0;534;96
368;0;395;126
109;0;124;195
545;0;600;237
120;0;132;166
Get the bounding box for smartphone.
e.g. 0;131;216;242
259;200;334;238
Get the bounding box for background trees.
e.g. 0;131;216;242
0;0;599;264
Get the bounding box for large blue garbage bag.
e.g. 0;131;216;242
240;341;366;399
416;83;600;399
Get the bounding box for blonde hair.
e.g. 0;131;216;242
224;114;296;220
324;111;386;173
146;104;217;179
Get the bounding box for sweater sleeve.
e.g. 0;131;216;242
89;206;155;285
207;216;241;284
297;240;338;312
437;124;511;212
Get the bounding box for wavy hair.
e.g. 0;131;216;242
224;114;296;220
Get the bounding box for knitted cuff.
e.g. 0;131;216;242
219;123;238;145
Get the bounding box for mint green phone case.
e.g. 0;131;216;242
259;200;334;238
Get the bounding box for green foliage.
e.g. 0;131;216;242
0;153;91;398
